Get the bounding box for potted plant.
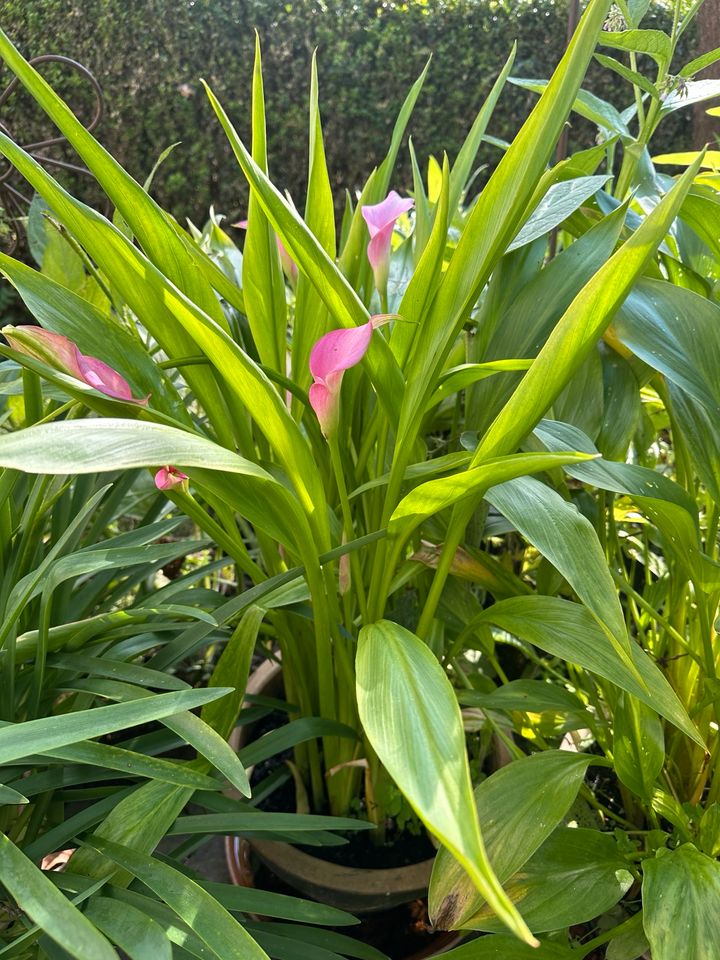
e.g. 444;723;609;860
0;0;717;953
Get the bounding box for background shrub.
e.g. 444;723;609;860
1;0;695;224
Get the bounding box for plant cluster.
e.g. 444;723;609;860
0;0;719;957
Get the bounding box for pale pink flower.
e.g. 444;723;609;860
308;315;394;436
361;191;413;296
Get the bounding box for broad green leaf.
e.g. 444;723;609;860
357;620;537;946
486;476;631;666
599;29;672;69
429;751;595;930
85;838;270;960
510;79;631;138
506;175;611;252
613;278;720;418
0;419;306;552
390;452;595;534
534;418;720;589
430;361;533;408
653;150;720;168
469;829;632;933
613;693;665;800
470;204;627;433
0;784;29;805
0;832;116;960
661;79;720;114
441;938;574;960
84;897;173;960
244;923;387;960
643;844;720;960
477;596;702;746
0;687;230;765
201;606;264;741
620;0;652;27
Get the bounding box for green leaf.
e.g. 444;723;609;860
681;46;720;78
84;838;270;960
440;938;574;960
486;476;632;669
469;828;633;933
243;35;287;370
168;812;373;836
84;897;173;960
477;596;702;746
200;882;357;928
534;418;720;590
472;156;702;464
599;29;673;70
594;53;658;98
0;832;117;960
0;784;29;805
0;418;306;552
201;606;264;741
509;79;631;138
643;844;720;960
390;452;595;535
396;0;614;449
458;680;585;715
291;51;336;398
357;620;537;946
64;678;251;798
238;717;359;768
613;693;665;800
507;175;611;252
428;751;595;930
0;687;230;765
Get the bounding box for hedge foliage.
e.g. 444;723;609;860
2;0;696;223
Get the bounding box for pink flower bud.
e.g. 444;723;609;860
4;326;148;405
154;466;188;490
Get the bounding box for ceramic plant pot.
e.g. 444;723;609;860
225;659;462;957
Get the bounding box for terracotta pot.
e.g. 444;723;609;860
225;659;462;957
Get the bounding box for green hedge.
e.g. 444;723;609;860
2;0;695;224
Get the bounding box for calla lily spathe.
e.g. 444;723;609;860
4;326;148;404
308;316;393;436
361;191;414;296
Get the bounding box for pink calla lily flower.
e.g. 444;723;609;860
308;315;394;436
4;326;148;404
361;191;414;296
154;466;188;490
